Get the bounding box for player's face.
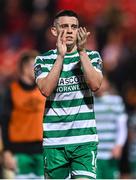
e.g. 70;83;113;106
24;59;35;81
55;16;79;46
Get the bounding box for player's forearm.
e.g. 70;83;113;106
79;51;103;91
112;145;123;159
116;114;128;146
37;54;64;97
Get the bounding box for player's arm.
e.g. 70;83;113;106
77;27;103;91
36;30;67;97
0;88;16;170
112;113;128;159
36;54;64;97
79;50;103;91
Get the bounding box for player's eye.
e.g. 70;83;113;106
60;24;68;29
71;25;78;29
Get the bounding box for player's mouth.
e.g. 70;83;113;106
66;36;73;40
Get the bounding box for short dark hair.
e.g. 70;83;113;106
19;50;38;73
54;10;78;20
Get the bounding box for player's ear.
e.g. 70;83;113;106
51;26;57;37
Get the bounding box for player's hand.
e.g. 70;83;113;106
112;145;122;159
56;30;67;57
77;27;90;52
3;151;17;171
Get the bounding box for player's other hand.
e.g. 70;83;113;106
112;145;123;159
57;30;67;57
3;151;17;171
77;27;90;52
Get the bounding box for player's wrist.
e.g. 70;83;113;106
77;44;86;52
57;53;65;59
78;48;86;54
57;48;66;58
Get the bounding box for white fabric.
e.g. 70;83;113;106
116;114;128;146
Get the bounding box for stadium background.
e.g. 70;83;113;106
0;0;136;178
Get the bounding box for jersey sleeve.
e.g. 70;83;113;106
87;50;103;73
34;56;50;82
113;96;128;146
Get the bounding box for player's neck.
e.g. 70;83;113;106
66;44;77;54
20;75;34;86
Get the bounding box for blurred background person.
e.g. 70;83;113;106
0;126;3;178
128;110;136;179
0;50;45;179
94;76;128;179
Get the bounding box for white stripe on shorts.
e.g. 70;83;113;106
72;170;96;179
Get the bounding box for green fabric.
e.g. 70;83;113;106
129;161;136;178
15;153;44;177
97;159;120;179
94;94;126;159
43;144;97;179
34;49;103;147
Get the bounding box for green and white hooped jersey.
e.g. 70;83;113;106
34;49;102;147
128;113;136;163
94;94;126;159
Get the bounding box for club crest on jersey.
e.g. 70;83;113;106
34;64;42;78
97;59;103;70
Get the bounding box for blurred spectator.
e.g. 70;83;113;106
33;0;50;11
3;0;30;34
0;50;45;179
94;76;128;179
106;33;136;112
95;1;125;52
32;0;57;15
0;126;3;178
102;28;126;73
29;10;50;52
128;110;136;178
85;26;98;51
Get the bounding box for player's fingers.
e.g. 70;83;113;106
78;28;85;40
87;32;90;37
80;27;85;34
81;27;89;40
58;30;63;43
77;32;82;41
62;29;67;43
83;27;90;38
83;27;87;33
61;30;65;40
